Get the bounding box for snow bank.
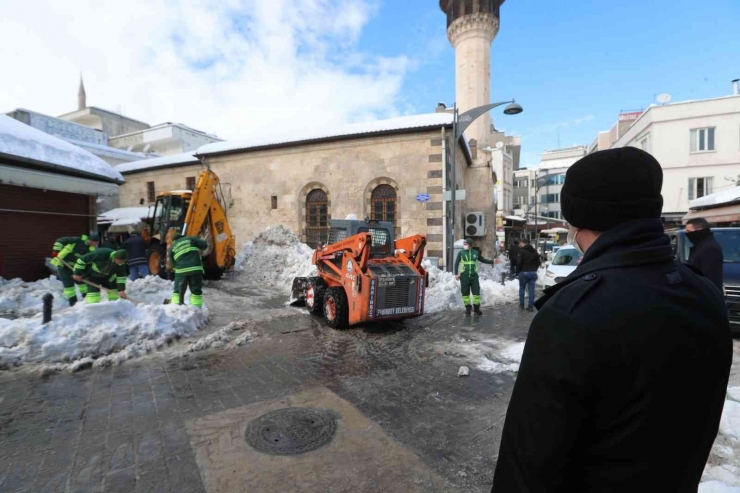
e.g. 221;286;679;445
0;301;208;370
0;277;67;317
701;481;740;492
422;260;520;313
237;226;316;295
0;275;182;318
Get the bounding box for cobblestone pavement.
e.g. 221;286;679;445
0;281;536;493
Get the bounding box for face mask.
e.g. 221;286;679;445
463;245;470;250
567;227;584;255
686;229;711;244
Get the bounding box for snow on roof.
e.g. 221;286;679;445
98;206;152;224
197;113;454;156
0;114;123;182
114;151;199;174
689;186;740;210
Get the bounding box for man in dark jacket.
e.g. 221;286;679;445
686;217;724;292
492;148;732;492
508;241;520;278
516;237;540;311
123;232;150;281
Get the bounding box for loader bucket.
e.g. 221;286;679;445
290;277;308;306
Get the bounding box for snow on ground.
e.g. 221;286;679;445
0;301;208;371
237;226;316;295
423;259;520;313
435;335;525;374
701;388;740;489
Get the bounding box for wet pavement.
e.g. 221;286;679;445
0;279;536;493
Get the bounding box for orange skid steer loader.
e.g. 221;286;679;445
291;219;428;329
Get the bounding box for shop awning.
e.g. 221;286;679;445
683;204;740;224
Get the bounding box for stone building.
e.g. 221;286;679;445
116;114;471;266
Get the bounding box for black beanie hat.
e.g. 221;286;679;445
561;147;663;232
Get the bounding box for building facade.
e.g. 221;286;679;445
611;89;740;224
116;114;473;266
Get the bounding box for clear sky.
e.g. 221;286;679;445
0;0;738;168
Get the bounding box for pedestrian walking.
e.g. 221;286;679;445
685;217;724;292
492;148;732;493
73;248;129;304
507;240;520;278
50;233;99;306
169;233;207;308
454;237;494;315
123;232;150;281
515;237;539;311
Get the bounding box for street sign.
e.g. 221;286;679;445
416;193;431;203
443;190;466;201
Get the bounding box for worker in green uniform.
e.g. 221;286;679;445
51;234;100;306
454;237;494;315
73;249;129;304
169;233;208;307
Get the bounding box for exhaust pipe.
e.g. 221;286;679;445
734;79;739;96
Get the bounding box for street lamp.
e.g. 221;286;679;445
446;100;524;271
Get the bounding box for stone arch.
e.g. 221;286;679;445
364;177;401;236
298;182;331;247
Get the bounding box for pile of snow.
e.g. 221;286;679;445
0;301;208;371
423;260;520;313
436;336;525;374
179;320;255;355
237;226;316;295
700;388;740;490
127;276;178;305
0;275;184;318
0;277;67;317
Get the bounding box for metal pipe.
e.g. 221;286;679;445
448;104;458;272
734;79;739;96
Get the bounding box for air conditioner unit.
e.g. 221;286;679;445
466;212;485;236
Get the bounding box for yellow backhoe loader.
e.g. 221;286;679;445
143;170;236;279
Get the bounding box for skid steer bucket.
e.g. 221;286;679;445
290;277;308;306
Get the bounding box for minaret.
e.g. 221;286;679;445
78;75;87;110
440;0;503;153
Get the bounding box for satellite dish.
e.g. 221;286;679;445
656;93;672;105
496;141;504;149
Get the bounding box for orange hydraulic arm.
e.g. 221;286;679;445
182;170;236;272
313;232;372;283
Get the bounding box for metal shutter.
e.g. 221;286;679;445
0;184;91;281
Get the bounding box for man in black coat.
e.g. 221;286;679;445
686;217;724;292
492;148;732;493
508;241;520;278
516;238;540;311
123;232;150;280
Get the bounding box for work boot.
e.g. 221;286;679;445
68;296;77;307
474;305;482;315
527;306;534;312
519;304;524;310
465;305;472;316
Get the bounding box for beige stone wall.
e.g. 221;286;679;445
119;130;467;264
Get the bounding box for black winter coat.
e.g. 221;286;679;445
516;244;540;273
492;219;732;493
123;234;148;266
688;231;724;292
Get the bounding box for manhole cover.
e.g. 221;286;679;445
244;407;338;456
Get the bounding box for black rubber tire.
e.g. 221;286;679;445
323;287;349;329
147;243;167;279
305;277;326;315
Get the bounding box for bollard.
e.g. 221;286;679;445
42;293;53;324
501;272;506;286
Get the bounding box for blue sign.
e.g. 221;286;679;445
416;193;431;203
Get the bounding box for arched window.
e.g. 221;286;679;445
371;185;397;227
306;189;328;247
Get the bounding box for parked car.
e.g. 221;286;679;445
543;246;583;287
667;228;740;334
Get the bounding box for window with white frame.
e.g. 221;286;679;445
688;177;713;200
690;127;716;152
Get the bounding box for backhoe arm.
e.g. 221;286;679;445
394;234;427;271
182;170;236;272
